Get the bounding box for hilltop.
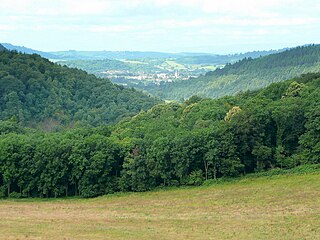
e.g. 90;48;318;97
0;50;160;130
2;43;57;59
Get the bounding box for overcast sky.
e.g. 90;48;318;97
1;0;320;53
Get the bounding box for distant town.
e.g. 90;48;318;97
101;69;197;86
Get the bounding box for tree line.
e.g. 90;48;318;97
1;73;319;198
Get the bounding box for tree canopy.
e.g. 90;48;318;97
1;73;319;198
0;51;160;130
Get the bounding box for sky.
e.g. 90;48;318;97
1;0;320;54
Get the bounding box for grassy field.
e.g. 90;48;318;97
1;173;319;239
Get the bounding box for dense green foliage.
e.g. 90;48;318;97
1;73;319;198
0;51;160;129
141;45;320;100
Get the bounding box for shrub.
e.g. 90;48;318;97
9;192;21;199
187;170;204;186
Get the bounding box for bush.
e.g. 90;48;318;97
168;180;179;187
9;192;21;199
187;170;204;186
0;186;6;198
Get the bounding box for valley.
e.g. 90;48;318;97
2;43;284;90
1;1;320;239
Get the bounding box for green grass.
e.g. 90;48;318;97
0;172;319;239
165;60;187;69
203;164;320;186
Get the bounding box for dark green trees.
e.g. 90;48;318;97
0;51;160;129
0;73;319;198
299;79;320;164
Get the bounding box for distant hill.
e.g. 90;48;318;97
0;50;160;130
0;44;7;51
50;49;284;62
2;43;58;59
59;49;285;76
1;44;200;60
174;49;285;65
140;44;320;100
50;50;182;60
2;43;285;62
58;58;132;75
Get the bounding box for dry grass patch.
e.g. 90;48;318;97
0;173;319;239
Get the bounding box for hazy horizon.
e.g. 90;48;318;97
1;0;320;54
4;41;316;55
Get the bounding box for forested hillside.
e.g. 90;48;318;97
174;48;284;65
0;44;6;52
141;44;320;100
60;59;131;75
1;73;319;198
60;58;157;77
0;51;160;129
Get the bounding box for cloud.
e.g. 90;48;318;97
1;0;112;16
1;0;319;52
0;24;16;31
212;17;320;27
201;0;280;16
88;25;136;33
154;16;320;30
151;0;318;15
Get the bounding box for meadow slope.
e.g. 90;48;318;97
0;173;319;239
